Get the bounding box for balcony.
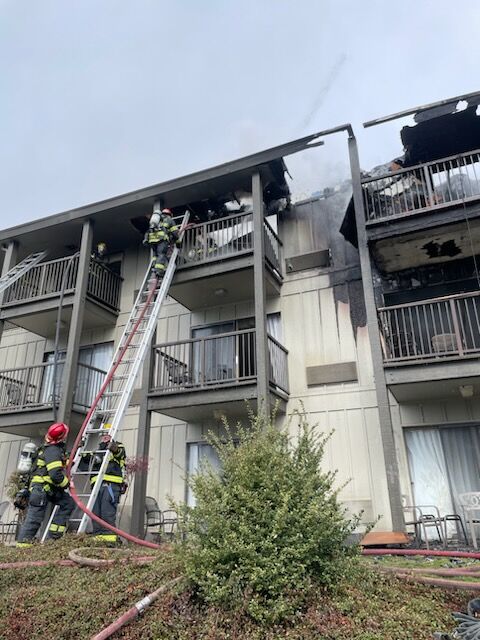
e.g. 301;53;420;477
0;256;122;336
170;213;283;310
378;292;480;399
0;361;106;436
148;329;289;421
362;149;480;239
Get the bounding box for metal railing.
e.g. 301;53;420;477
3;255;121;310
151;328;289;395
177;212;282;274
178;212;253;267
264;218;282;274
87;261;122;309
4;255;79;304
363;149;480;221
267;334;289;394
378;291;480;362
0;360;107;412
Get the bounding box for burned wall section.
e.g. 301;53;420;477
280;187;367;337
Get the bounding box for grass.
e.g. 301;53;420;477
0;538;476;640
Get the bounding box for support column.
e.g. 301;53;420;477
252;172;270;416
57;220;93;425
131;329;156;537
348;133;404;531
0;241;18;345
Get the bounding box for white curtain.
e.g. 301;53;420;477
406;426;480;538
187;443;222;506
405;428;454;538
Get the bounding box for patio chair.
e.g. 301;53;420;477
0;501;18;544
161;510;178;539
144;496;163;540
458;493;480;548
162;353;190;387
403;504;444;549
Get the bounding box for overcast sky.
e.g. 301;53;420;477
1;0;479;225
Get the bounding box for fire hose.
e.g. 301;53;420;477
90;577;181;640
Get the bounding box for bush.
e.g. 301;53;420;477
176;410;361;624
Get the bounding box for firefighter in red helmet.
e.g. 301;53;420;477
143;206;181;277
17;423;75;547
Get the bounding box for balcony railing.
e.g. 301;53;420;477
0;361;106;413
3;256;122;310
363;149;480;222
177;212;282;275
378;292;480;362
151;329;289;395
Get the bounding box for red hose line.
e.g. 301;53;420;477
362;548;480;559
91;578;180;640
67;277;162;549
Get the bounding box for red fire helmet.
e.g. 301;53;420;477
161;208;172;216
45;422;70;444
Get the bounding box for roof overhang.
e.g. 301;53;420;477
0;130;328;256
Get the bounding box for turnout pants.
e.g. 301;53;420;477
92;482;121;542
150;240;169;275
17;484;75;543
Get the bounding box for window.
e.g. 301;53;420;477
190;314;282;385
186;442;222;507
41;342;113;407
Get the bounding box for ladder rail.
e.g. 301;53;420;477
0;251;48;295
66;212;189;541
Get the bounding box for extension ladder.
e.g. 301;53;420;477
42;213;189;539
0;251;47;294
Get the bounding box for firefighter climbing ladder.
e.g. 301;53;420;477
0;251;47;294
43;212;189;540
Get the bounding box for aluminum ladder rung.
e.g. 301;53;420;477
73;211;190;535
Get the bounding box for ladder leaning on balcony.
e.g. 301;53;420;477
0;251;47;294
41;212;189;542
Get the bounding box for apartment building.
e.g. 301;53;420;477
0;131;395;536
343;91;480;531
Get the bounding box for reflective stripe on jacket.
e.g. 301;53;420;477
82;443;126;485
144;215;180;246
30;443;69;490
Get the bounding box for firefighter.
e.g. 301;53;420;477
80;430;127;544
16;422;74;547
143;208;181;277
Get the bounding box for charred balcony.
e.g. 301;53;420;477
170;213;283;310
363;149;480;241
0;255;122;336
147;328;289;421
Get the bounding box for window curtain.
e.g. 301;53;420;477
405;428;454;538
405;425;480;537
187;443;222;506
192;322;235;384
41;343;112;409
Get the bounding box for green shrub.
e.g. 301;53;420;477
176;410;361;624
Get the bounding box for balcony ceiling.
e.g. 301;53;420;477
373;218;480;273
389;374;480;404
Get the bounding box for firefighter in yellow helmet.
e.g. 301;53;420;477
79;427;127;544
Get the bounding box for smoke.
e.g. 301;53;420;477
297;53;347;134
